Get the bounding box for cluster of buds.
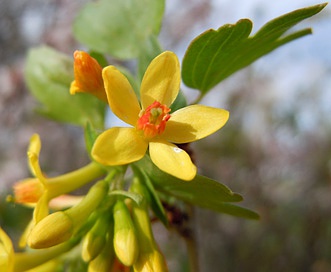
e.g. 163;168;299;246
2;134;168;272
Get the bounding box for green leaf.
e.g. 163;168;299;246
133;156;258;219
182;3;327;93
25;46;106;128
207;202;260;220
109;190;143;205
73;0;165;59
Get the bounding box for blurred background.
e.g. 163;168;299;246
0;0;330;271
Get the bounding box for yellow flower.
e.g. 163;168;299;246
15;134;105;224
69;50;107;102
92;51;229;180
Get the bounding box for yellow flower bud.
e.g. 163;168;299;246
82;215;109;262
82;234;105;263
133;249;168;272
88;228;115;272
113;200;139;266
27;211;74;249
130;180;168;272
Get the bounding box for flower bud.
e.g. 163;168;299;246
133;249;168;272
70;50;107;102
113;200;139;266
88;228;115;272
82;216;109;262
82;233;106;263
27;211;74;249
130;180;168;272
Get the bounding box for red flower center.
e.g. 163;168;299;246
137;101;171;139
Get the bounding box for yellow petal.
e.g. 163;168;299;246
92;127;148;166
33;193;50;224
0;228;14;272
27;134;41;176
102;66;141;126
149;140;196;181
140;51;180;109
163;105;229;143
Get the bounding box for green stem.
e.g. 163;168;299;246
184;233;200;272
183;205;200;272
190;92;205;105
47;162;106;199
13;237;79;272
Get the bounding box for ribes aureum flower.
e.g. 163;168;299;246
92;51;229;181
69;50;107;102
13;134;105;224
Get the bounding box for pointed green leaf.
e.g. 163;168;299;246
73;0;165;59
208;202;259;220
134;156;259;219
136;156;242;202
25;46;106;128
109;190;143;205
182;3;327;93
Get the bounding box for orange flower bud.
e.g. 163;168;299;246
70;51;107;102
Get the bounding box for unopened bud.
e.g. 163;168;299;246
88;228;115;272
133;249;168;272
28;211;73;249
70;51;107;102
82;215;109;262
113;200;139;266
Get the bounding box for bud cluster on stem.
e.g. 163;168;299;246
28;180;109;249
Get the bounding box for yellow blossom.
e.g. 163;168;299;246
69;50;107;102
13;134;105;225
92;51;229;181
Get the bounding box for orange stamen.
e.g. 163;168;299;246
137;101;171;139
